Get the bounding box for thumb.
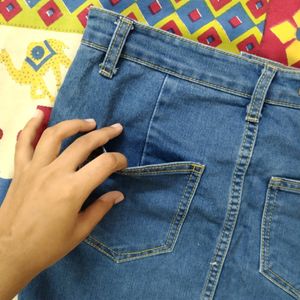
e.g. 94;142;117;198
75;191;125;241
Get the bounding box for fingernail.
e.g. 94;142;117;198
84;118;96;123
114;194;125;204
33;109;43;118
110;123;123;129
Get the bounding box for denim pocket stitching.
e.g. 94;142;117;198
268;185;300;194
269;176;300;193
83;162;205;263
117;162;205;174
164;167;201;249
260;179;300;299
87;165;203;257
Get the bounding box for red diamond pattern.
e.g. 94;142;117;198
247;0;268;18
0;0;22;22
237;34;259;53
210;0;232;11
229;16;242;28
77;4;93;27
38;0;63;26
127;12;137;21
149;0;162;14
197;27;222;47
189;9;202;22
110;0;120;6
161;20;182;36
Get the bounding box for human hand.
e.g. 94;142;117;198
0;109;128;300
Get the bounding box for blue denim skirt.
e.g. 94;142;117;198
19;6;300;300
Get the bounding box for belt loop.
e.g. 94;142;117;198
99;15;134;78
245;64;277;123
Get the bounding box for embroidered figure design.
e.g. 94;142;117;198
0;39;71;102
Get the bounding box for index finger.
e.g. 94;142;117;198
31;118;96;167
73;151;128;202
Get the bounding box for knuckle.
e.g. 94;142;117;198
42;127;61;141
41;127;55;138
102;152;119;168
81;133;96;147
114;153;128;170
69;119;87;130
99;129;111;143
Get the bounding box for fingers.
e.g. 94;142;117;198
73;151;128;200
74;191;125;241
14;109;44;174
54;123;124;171
31;118;97;168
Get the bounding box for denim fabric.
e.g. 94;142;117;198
19;6;300;300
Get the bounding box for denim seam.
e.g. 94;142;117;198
260;186;300;299
266;188;277;270
270;176;300;190
246;65;268;122
201;67;276;300
90;6;300;75
247;66;276;123
85;236;172;263
99;69;111;77
110;18;134;75
118;162;205;172
264;188;298;296
118;164;205;174
241;51;300;74
260;183;272;276
164;167;197;247
119;169;204;175
121;54;250;98
139;73;169;166
267;268;300;297
99;17;123;76
117;161;205;172
81;40;250;99
246;117;259;123
202;121;258;300
271;176;300;183
83;165;204;262
83;40;300;110
268;185;300;193
264;99;300;110
87;234;169;257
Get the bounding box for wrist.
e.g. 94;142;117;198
0;235;37;300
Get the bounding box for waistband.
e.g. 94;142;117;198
82;6;300;109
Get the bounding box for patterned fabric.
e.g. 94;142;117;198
256;0;300;67
0;0;299;184
1;0;268;54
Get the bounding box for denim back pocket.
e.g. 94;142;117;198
260;176;300;299
84;161;205;263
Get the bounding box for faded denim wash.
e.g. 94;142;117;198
19;6;300;300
